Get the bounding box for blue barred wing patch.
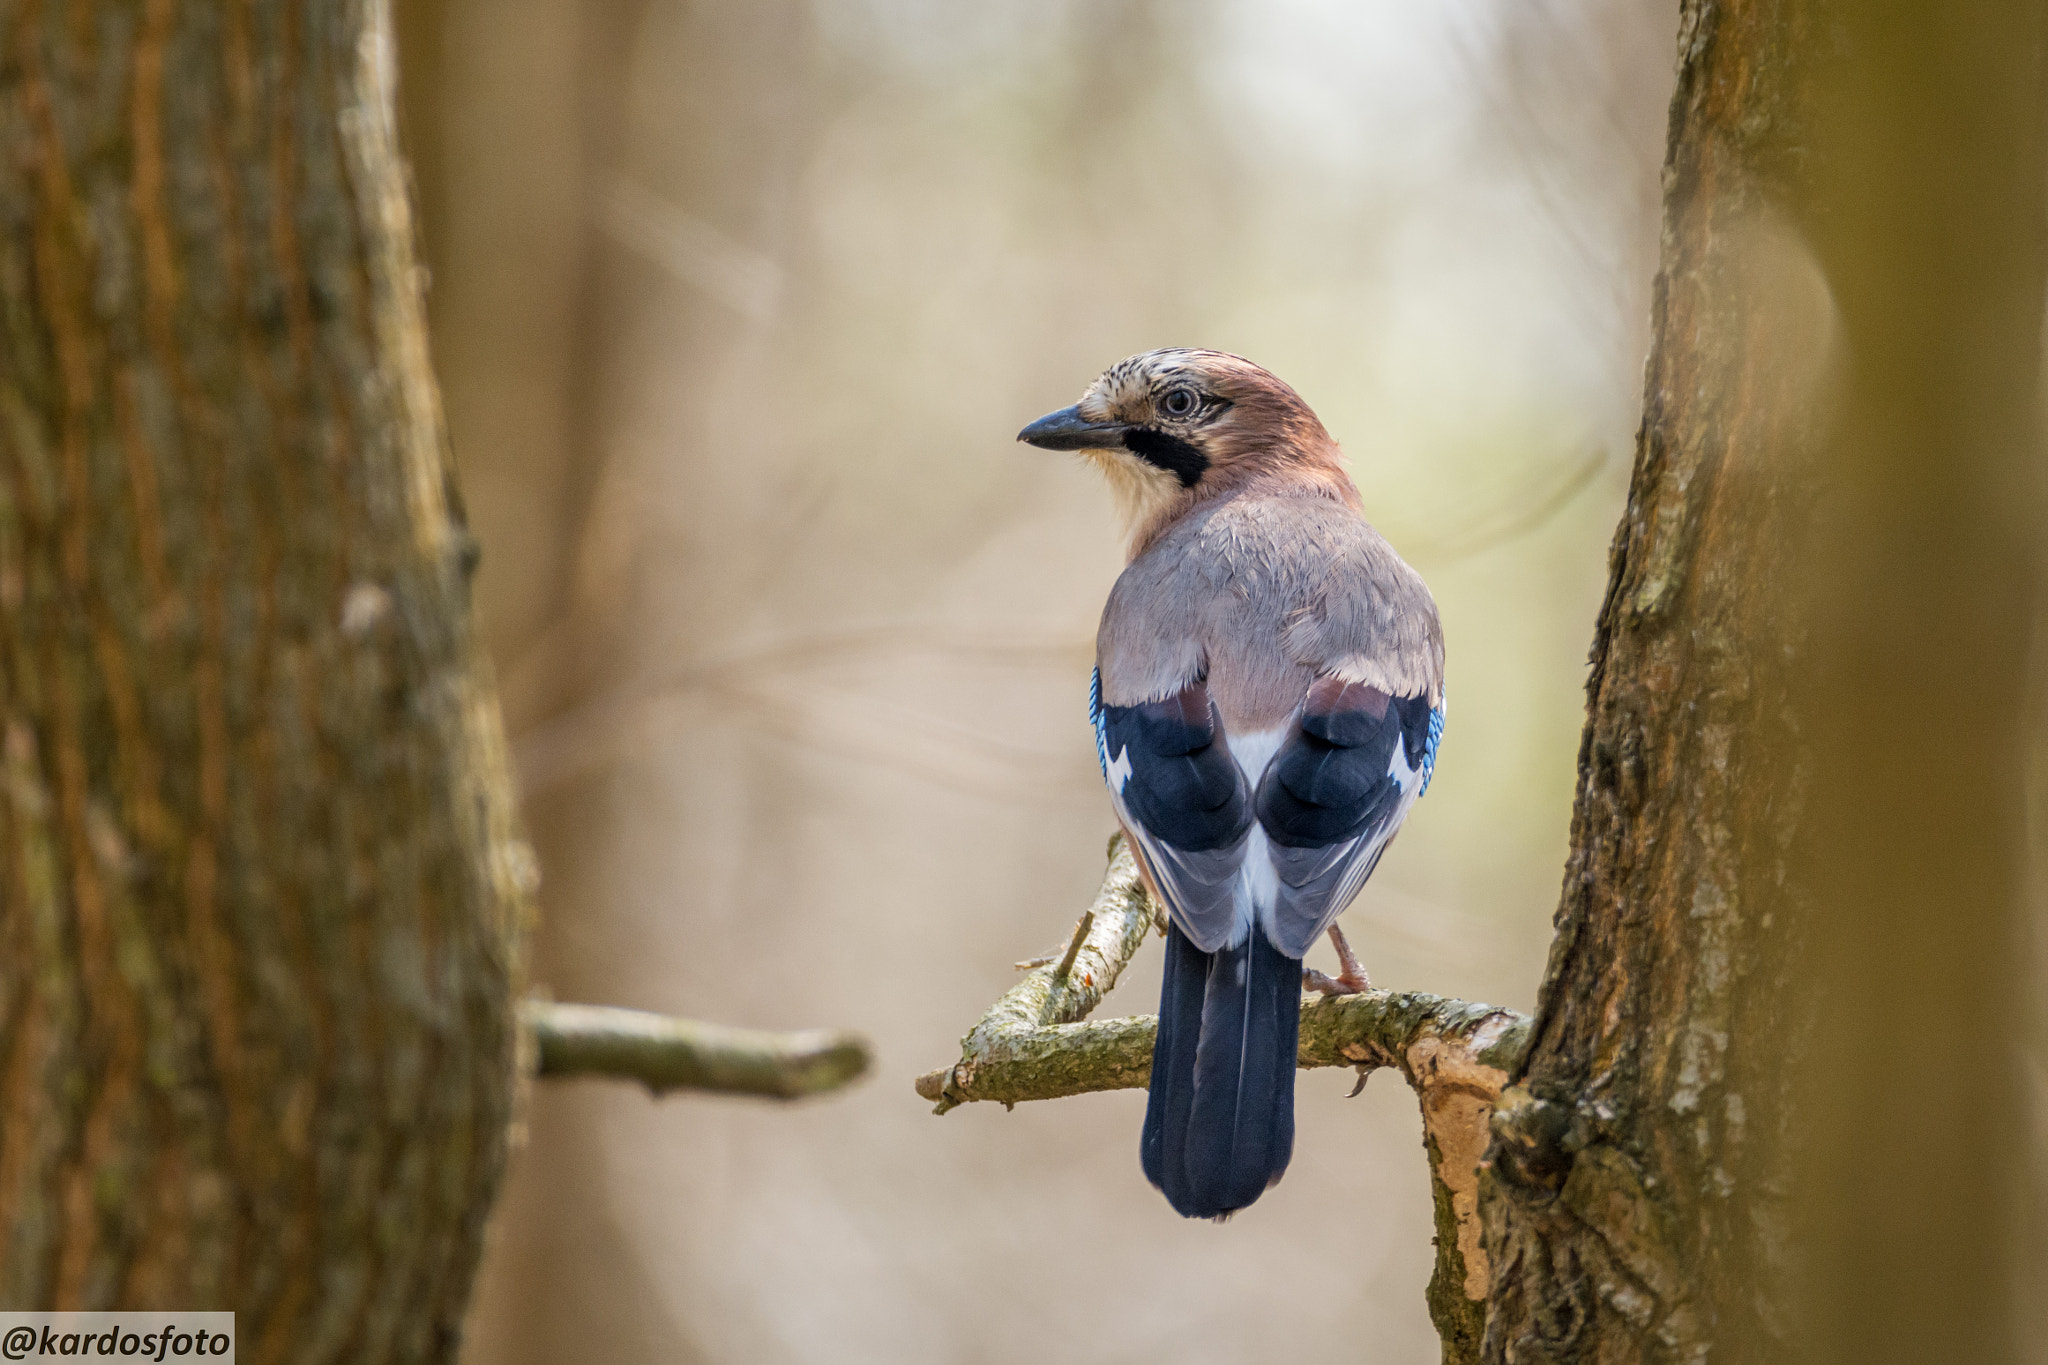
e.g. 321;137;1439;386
1419;703;1445;795
1089;668;1111;781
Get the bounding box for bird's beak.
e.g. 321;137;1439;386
1017;404;1129;451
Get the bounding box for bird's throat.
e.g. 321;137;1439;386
1084;448;1187;556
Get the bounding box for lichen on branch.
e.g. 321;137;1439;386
913;980;1526;1110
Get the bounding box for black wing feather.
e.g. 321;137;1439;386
1094;676;1253;951
1256;681;1440;955
1098;687;1250;852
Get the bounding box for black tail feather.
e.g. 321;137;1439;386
1142;922;1208;1201
1142;923;1301;1219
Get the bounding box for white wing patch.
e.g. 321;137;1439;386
1226;727;1287;789
1237;825;1277;945
1106;744;1134;794
1224;727;1287;947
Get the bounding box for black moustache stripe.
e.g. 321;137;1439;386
1122;428;1208;489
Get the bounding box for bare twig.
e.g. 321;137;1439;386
529;1001;869;1099
915;836;1529;1365
1051;910;1096;986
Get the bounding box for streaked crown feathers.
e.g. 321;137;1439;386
1025;349;1357;554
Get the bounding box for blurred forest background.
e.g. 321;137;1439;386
393;0;1679;1360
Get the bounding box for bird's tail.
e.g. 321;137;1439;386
1142;922;1300;1219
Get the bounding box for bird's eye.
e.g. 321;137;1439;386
1161;388;1198;418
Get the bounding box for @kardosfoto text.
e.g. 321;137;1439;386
0;1315;233;1362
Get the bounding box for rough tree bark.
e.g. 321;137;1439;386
1480;3;2042;1363
1477;5;1819;1356
0;0;530;1356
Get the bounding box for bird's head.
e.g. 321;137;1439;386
1017;349;1353;549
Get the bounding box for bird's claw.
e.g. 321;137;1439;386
1303;922;1372;996
1303;967;1362;997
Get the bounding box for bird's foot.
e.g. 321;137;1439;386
1302;967;1352;996
1303;923;1372;997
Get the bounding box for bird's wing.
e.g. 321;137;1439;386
1091;669;1252;952
1092;495;1445;957
1253;676;1443;957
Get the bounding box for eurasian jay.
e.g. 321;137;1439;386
1018;350;1445;1220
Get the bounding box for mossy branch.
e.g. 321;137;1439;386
527;1001;870;1099
915;834;1529;1365
913;984;1526;1109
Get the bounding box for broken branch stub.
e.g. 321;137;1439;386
530;1001;870;1099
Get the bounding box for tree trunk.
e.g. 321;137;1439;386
1481;2;2042;1361
0;0;529;1358
1478;7;1817;1356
